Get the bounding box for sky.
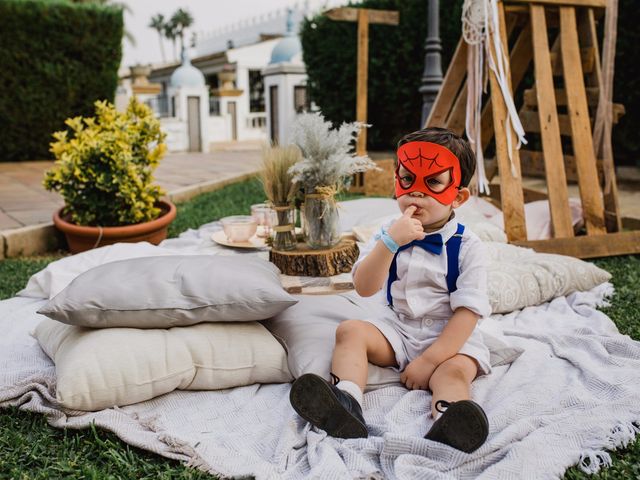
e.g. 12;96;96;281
121;0;327;68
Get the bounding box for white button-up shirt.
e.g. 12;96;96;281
352;216;491;322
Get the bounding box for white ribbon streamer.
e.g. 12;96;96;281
462;0;527;192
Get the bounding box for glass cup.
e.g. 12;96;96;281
250;203;276;238
220;216;257;242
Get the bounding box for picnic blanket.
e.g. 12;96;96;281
2;202;640;479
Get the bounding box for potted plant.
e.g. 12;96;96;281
288;112;378;249
43;98;176;254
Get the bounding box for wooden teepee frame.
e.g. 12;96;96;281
426;0;639;259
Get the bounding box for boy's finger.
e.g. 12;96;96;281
403;205;417;217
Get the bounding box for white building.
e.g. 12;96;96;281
142;5;310;152
163;49;210;152
118;1;344;152
263;11;309;145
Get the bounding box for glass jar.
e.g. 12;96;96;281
250;203;276;238
272;205;297;251
303;192;340;249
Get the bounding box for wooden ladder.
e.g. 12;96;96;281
426;0;639;258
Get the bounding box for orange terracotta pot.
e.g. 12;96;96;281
53;200;177;254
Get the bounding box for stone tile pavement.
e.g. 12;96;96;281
0;150;262;231
0;148;262;258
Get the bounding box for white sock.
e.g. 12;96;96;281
336;380;363;407
433;405;448;421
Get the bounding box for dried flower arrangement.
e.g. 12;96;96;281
260;144;301;206
288;112;379;248
288;112;378;194
259;144;302;251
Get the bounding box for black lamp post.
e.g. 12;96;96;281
419;0;444;128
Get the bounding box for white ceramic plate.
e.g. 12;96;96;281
211;230;267;249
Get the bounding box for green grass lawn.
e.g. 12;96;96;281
1;177;638;479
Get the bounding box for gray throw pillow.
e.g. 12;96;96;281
263;292;523;391
38;255;298;328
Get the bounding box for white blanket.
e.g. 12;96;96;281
2;207;640;479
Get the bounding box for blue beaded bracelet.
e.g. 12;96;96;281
374;226;399;254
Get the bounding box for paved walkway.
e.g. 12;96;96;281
0;147;263;258
0;149;262;231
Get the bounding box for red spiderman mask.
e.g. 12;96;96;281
395;141;462;205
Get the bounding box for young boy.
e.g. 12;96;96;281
289;127;492;453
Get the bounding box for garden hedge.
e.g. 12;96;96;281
0;0;123;161
301;0;637;165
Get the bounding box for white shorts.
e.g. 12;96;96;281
357;299;492;377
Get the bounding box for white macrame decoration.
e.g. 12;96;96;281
592;0;618;195
461;0;527;194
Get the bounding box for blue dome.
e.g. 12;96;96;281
170;49;205;88
269;8;302;64
269;36;302;64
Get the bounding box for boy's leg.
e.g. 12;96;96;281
424;354;489;453
289;319;397;439
331;319;398;391
427;354;477;418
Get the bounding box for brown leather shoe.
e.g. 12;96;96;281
424;399;489;453
290;373;368;439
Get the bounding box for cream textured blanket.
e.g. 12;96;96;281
2;216;640;479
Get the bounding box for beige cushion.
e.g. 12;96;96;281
33;318;293;411
486;242;611;314
37;255;297;328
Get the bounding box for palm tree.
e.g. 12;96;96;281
170;8;194;52
163;19;179;62
149;14;166;63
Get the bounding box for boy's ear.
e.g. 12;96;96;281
452;187;471;208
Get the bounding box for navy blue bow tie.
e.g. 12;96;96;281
404;233;444;255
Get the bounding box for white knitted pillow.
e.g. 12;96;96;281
33;318;293;411
486;242;611;314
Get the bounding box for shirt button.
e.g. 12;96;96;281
423;318;433;327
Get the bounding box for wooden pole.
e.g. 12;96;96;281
324;7;399;157
356;9;369;156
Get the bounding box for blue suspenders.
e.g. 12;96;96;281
386;223;465;306
446;223;465;293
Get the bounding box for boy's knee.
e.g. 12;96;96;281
335;319;366;344
429;357;474;388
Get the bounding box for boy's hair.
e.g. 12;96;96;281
397;127;476;188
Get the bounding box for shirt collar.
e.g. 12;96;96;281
423;211;459;243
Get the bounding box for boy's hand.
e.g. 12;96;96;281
400;355;438;390
387;206;426;247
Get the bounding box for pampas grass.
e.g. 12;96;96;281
260;144;302;206
288;112;378;192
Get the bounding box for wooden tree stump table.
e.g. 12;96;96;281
269;238;359;277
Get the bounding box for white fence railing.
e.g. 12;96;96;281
246;112;267;130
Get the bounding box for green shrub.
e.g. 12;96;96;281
300;0;463;151
43;99;167;227
0;0;123;161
